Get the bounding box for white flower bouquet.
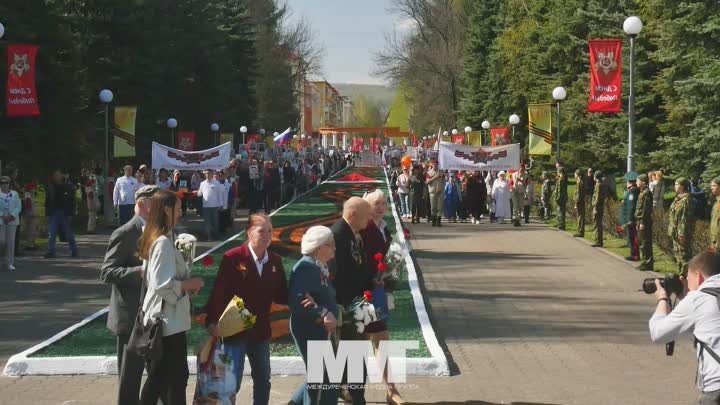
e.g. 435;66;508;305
174;233;198;268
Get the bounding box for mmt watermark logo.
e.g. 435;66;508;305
306;340;419;383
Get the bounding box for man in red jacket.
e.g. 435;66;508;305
205;214;288;405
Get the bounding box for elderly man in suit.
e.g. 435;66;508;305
101;185;158;405
330;196;373;405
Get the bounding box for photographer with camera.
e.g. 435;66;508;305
649;252;720;404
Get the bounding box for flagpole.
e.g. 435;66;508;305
99;90;114;223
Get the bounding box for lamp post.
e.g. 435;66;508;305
211;123;219;146
99;89;114;223
240;125;248;145
624;16;643;173
481;120;490;145
509;114;520;143
552;86;567;159
464;126;472;144
167;118;178;147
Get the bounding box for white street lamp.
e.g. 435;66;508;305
481;120;491;145
442;130;449;137
167;118;178;147
99;89;114;223
464;126;472;133
624;16;643;173
451;129;459;135
0;23;5;39
509;114;520;143
552;87;567;159
211;123;220;146
240;125;248;144
259;128;266;136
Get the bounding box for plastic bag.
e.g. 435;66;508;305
193;338;240;405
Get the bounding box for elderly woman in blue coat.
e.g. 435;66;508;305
289;225;339;405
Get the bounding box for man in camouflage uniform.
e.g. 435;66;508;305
426;159;444;227
619;172;640;261
635;174;654;271
668;177;694;274
553;166;568;230
573;169;586;237
710;177;720;252
540;171;554;220
591;171;606;247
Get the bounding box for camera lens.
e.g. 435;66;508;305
642;278;658;294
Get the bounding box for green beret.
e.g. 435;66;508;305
637;174;649;183
676;177;691;190
625;171;638;181
574;169;583;176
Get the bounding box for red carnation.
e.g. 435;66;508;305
403;227;411;240
202;255;215;268
377;262;387;272
363;290;373;301
373;252;384;262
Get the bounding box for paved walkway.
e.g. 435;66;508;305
0;219;700;405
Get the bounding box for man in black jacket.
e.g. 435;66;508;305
44;169;78;258
330;196;372;405
101;185;158;405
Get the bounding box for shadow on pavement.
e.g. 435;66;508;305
403;402;563;405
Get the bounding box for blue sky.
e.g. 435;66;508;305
287;0;409;85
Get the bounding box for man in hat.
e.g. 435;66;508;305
553;167;568;230
710;177;720;252
620;172;640;261
426;159;445;227
573;169;586;237
591;170;606;247
101;184;158;405
668;177;694;273
635;174;654;270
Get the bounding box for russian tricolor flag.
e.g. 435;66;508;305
274;127;295;145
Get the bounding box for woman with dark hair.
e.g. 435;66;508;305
137;189;205;405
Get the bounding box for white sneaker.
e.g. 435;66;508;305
8;264;15;271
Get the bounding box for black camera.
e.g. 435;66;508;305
642;274;684;296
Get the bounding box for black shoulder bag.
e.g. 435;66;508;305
127;263;164;362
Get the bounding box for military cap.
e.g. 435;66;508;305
675;177;691;190
574;169;583;176
625;171;638;182
637;174;649;183
594;170;603;180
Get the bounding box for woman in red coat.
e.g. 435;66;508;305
204;214;288;405
359;189;405;405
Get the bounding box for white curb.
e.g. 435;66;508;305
3;164;448;377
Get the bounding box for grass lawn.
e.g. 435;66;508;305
31;167;430;358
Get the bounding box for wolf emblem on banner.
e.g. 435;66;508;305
9;53;31;78
595;50;618;75
167;150;220;164
454;148;508;164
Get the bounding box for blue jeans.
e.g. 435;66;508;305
399;193;409;216
47;210;77;255
229;339;271;405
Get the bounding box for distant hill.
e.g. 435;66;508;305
332;83;396;114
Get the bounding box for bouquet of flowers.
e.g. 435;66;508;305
217;296;257;337
175;233;198;269
344;291;378;335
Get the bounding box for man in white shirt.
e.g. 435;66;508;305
113;165;139;226
155;168;172;190
196;169;225;241
649;252;720;403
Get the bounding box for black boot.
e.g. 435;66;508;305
436;216;442;227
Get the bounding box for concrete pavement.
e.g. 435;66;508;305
0;219;700;405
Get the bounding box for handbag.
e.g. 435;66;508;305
127;262;164;362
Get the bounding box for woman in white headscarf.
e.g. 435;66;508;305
491;171;512;223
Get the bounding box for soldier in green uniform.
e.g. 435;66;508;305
553;167;568;230
668;177;694;274
540;171;554;220
591;171;606;247
635;174;654;271
619;172;640;261
711;177;720;252
573;169;586;237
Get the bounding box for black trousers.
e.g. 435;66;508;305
117;333;146;405
140;332;189;405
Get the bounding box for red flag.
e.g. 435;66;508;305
352;138;365;152
369;137;381;153
176;131;196;151
6;45;40;117
246;134;260;144
451;135;465;144
490;127;511;146
588;39;623;113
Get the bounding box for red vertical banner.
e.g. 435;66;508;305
369;137;380;153
490;127;511;146
412;133;418;147
352;138;364;152
176;131;196;151
588;39;623;113
6;45;40;117
451;135;465;144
